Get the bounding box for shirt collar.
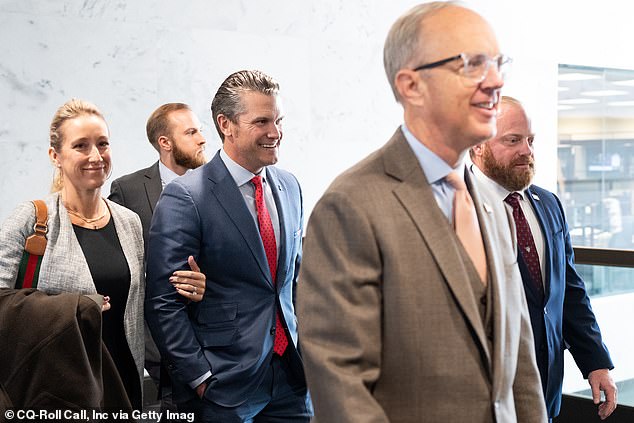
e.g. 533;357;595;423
401;124;457;184
158;160;182;187
220;148;266;187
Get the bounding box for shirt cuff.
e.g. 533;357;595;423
189;371;212;389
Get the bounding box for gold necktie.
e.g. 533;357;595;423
445;171;488;285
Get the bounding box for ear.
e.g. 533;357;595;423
394;69;426;107
471;142;485;160
157;135;171;152
48;147;60;167
217;114;233;140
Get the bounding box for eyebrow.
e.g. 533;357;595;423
503;133;534;138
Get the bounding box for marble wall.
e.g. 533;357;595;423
3;0;634;392
0;0;557;222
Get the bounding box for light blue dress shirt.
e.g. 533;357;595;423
219;149;281;254
401;124;465;222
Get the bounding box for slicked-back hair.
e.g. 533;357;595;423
211;70;280;142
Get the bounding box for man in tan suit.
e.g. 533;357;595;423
297;2;547;422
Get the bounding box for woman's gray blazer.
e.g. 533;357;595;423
0;192;145;393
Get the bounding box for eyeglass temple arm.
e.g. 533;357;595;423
412;54;463;72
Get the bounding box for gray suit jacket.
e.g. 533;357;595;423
0;192;145;393
109;161;162;251
297;129;547;423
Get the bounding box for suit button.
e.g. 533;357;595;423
270;327;276;335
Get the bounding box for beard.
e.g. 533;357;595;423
482;145;535;191
173;142;206;170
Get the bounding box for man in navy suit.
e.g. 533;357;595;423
145;70;312;422
471;96;617;421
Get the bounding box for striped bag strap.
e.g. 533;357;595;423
16;200;48;289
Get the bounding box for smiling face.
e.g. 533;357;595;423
474;100;536;191
49;113;111;193
219;91;284;174
410;6;505;154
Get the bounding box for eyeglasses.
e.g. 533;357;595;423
412;53;512;83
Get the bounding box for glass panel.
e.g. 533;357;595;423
576;263;634;297
558;64;634;251
561;264;634;406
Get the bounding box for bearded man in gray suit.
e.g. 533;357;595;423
297;2;547;422
109;103;207;251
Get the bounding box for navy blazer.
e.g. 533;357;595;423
518;185;613;418
145;152;305;407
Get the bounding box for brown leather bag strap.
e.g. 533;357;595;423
24;200;48;256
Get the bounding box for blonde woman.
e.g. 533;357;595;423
0;99;206;408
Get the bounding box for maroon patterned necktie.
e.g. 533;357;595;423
505;192;544;299
251;176;288;356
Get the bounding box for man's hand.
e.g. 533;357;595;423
588;368;617;420
195;381;207;399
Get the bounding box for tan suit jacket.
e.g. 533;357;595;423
298;129;547;422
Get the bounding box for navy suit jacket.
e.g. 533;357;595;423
145;152;305;407
519;185;613;417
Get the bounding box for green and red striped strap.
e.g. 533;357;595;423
15;200;48;289
16;251;43;289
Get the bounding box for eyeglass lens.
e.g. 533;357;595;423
464;54;510;82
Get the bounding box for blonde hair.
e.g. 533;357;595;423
49;99;106;192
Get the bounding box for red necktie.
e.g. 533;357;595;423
505;193;544;300
251;176;288;356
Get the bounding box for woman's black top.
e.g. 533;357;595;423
73;218;142;409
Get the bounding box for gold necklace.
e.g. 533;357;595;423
65;200;108;228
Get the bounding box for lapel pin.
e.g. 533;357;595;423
483;202;493;213
531;193;540;201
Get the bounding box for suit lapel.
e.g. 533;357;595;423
207;153;273;287
144;161;162;212
525;186;552;299
385;132;491;364
465;169;503;382
267;168;290;292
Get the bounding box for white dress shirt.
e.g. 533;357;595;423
470;163;546;282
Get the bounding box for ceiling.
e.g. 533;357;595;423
559;64;634;119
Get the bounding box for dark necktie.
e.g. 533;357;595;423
505;192;544;299
251;176;288;356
